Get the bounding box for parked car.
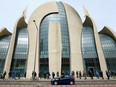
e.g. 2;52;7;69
51;75;75;85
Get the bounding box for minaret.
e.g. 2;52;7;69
83;5;89;16
22;7;27;18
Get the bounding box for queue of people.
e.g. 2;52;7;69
0;70;116;80
0;70;26;80
36;70;116;80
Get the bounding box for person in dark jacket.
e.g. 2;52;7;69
3;71;6;80
56;71;59;77
99;70;104;79
76;71;78;78
32;71;36;80
79;71;82;79
52;72;55;79
17;71;20;79
89;70;93;79
106;70;110;80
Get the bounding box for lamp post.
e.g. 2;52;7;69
33;20;39;73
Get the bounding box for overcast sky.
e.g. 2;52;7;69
0;0;116;32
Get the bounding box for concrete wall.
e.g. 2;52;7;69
27;1;58;78
84;15;108;78
48;22;61;75
63;3;84;74
3;16;27;78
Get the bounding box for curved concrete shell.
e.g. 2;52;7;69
1;1;115;79
83;12;107;77
27;1;59;78
63;3;83;74
99;26;116;40
27;1;83;78
4;15;27;77
0;28;11;37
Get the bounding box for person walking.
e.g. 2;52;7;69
106;70;110;80
96;70;99;79
3;71;6;80
76;71;78;78
79;71;82;79
56;71;59;77
71;71;75;77
32;71;36;80
17;71;20;79
24;72;26;78
83;71;87;80
99;70;104;79
52;72;55;79
8;71;11;79
89;70;93;79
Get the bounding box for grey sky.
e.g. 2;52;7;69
0;0;116;32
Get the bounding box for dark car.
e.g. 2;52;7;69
51;75;75;85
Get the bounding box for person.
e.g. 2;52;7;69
24;72;26;78
46;72;50;79
115;71;116;78
99;70;104;79
34;71;37;79
89;70;93;79
8;71;11;79
111;71;115;79
32;71;36;80
38;72;41;79
83;71;87;80
76;71;78;78
61;71;65;76
96;70;99;79
0;73;3;79
71;71;75;77
79;71;82;79
12;70;16;80
17;71;20;79
52;72;55;79
56;71;59;77
106;70;110;80
3;71;6;80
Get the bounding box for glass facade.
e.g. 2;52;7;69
11;28;28;77
82;27;100;76
39;2;70;75
0;35;11;73
99;34;116;71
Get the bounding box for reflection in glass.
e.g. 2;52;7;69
11;28;28;77
0;35;11;73
82;27;100;76
99;34;116;71
39;2;70;75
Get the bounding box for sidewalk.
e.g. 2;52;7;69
0;77;116;82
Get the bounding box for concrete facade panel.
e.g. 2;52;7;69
48;22;61;75
3;16;27;78
63;3;84;74
27;2;58;78
86;15;108;78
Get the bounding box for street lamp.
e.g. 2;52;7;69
33;20;39;72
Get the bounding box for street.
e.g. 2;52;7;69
0;80;116;87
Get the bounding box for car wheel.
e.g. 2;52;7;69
70;81;74;85
54;81;57;85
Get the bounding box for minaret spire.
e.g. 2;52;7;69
83;5;89;16
22;6;27;18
